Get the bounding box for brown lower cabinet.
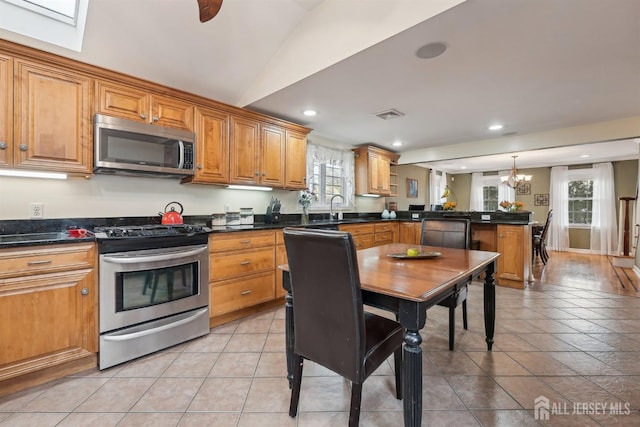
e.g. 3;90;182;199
208;230;277;325
0;243;97;397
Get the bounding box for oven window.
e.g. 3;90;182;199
115;262;198;311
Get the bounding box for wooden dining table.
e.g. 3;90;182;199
281;242;500;427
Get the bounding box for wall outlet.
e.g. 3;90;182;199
411;213;420;219
30;203;44;219
481;214;491;221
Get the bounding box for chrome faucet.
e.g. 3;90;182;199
330;194;344;220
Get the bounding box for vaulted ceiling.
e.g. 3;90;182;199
0;0;638;172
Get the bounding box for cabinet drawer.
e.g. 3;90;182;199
0;243;94;279
353;234;375;250
374;223;395;233
374;231;393;244
210;272;275;316
210;247;274;281
339;224;375;236
209;231;274;252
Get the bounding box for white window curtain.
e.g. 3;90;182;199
548;166;570;251
429;169;447;206
498;170;515;204
590;162;618;255
305;143;355;209
469;172;484;211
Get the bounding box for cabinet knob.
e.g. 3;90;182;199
140;113;146;120
0;142;6;149
197;164;203;170
152;116;159;122
255;172;259;176
262;172;266;176
19;144;27;151
81;287;89;295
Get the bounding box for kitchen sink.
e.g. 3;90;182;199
0;232;65;243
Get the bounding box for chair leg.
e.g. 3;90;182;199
349;383;363;427
462;300;468;330
448;306;455;351
393;347;402;400
289;354;304;418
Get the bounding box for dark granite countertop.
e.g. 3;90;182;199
0;210;532;248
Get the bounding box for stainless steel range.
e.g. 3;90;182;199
95;224;211;369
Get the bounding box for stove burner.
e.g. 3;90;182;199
94;224;210;239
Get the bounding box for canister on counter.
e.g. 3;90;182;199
226;211;241;226
211;213;226;226
240;208;254;225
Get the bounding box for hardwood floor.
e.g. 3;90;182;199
531;250;640;296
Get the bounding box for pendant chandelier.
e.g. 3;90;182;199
500;155;532;189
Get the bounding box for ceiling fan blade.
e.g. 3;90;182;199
197;0;223;23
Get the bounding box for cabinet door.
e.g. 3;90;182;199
284;129;307;189
260;124;285;187
229;115;260;184
0;269;96;381
399;222;420;245
0;54;11;167
496;224;526;286
15;60;92;173
368;151;391;195
151;95;194;131
185;107;229;183
275;243;287;298
96;80;149;122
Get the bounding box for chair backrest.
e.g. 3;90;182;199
420;218;470;249
540;210;553;242
283;227;365;383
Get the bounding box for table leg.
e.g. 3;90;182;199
283;270;294;388
483;261;496;351
403;329;422;427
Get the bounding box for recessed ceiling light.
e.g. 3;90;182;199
416;42;447;59
392;141;403;147
488;124;503;131
579;154;590;158
460;166;467;169
302;110;316;117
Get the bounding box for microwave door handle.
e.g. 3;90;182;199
102;246;207;264
177;140;185;169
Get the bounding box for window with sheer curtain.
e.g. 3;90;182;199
549;163;617;254
469;172;514;211
305;143;355;211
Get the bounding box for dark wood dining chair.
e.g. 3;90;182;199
420;218;471;350
283;228;404;427
533;210;553;264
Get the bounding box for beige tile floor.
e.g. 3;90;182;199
2;272;640;425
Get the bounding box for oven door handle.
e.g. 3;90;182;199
101;307;208;341
102;246;207;264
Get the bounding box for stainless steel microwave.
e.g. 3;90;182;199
94;114;195;177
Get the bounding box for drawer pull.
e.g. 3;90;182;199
27;259;52;266
240;290;252;295
240;260;251;265
240;240;251;244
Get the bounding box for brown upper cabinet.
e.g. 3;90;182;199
353;145;400;196
0;54;12;168
182;106;230;184
95;80;194;131
229;116;286;187
284;129;308;190
11;59;92;174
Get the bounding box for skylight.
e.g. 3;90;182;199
0;0;88;51
4;0;78;24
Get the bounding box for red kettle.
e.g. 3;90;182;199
159;202;184;225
